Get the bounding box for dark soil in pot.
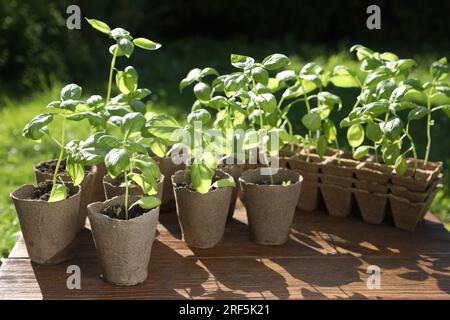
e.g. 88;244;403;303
87;195;159;286
321;158;358;178
320;184;353;218
154;156;185;212
239;168;302;245
172;170;233;248
102;173;164;200
218;163;244;220
354;162;393;185
10;182;81;264
353;189;388;224
35;159;96;230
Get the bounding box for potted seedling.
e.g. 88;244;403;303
87;111;162;286
275;62;345;211
10;84;93;264
219;53;302;245
167;108;236;248
180;66;246;218
143;113;186;212
85;18;161;201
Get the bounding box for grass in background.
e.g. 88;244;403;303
0;43;449;262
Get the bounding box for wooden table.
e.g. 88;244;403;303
1;200;449;300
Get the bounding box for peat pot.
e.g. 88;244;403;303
10;183;81;264
154;156;185;212
172;170;233;248
87;195;159;286
239;168;302;245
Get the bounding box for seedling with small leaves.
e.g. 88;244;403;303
23;84;95;201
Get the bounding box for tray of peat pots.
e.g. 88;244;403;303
11;181;81;264
287;148;332;212
217;157;245;220
172;167;235;248
35;159;96;231
88;195;160;286
239;168;302;245
103;171;164;201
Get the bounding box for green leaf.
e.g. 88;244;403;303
145;114;181;141
347;124;365;147
133;37;161;50
105;148;130;178
212;177;236;189
430;57;448;81
87;95;104;109
230;54;254;69
381;118;403;141
350;45;374;61
187;109;211;125
116;66;138;94
60;83;82;101
67;112;105;128
98;135;122;148
129;172;157;195
191;163;215;194
200;67;219;78
281;180;292;187
330;66;359;88
302;112;322;131
252;67;269;85
194;82;212;101
255;93;277;113
23;113;53;140
118;38;134;58
316;135;327;158
276;70;297;82
85;18;111;35
324;120;337;143
67;161;84;186
111;27;130;40
380;52;399;62
262;53;290;70
148;137;169;157
353;145;370;160
48;184;68;203
180;68;201;91
382;144;400;166
132;196;161;211
121;112;146;134
395;155;407;176
366;122;383;142
408;106;428;121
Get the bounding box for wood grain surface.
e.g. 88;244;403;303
1;200;449;300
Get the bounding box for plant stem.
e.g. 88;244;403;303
52;112;67;187
424;96;432;166
124;169;129;220
405;124;418;171
105;48;118;105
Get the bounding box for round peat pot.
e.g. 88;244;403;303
172;170;233;248
87;196;159;286
10;184;81;265
239;168;302;245
103;174;164;201
34;159;96;230
154;156;186;212
218;163;244;219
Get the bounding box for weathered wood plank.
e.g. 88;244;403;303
1;200;449;300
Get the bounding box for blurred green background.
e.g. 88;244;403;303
0;0;449;261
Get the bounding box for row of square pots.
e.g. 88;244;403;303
283;150;443;231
